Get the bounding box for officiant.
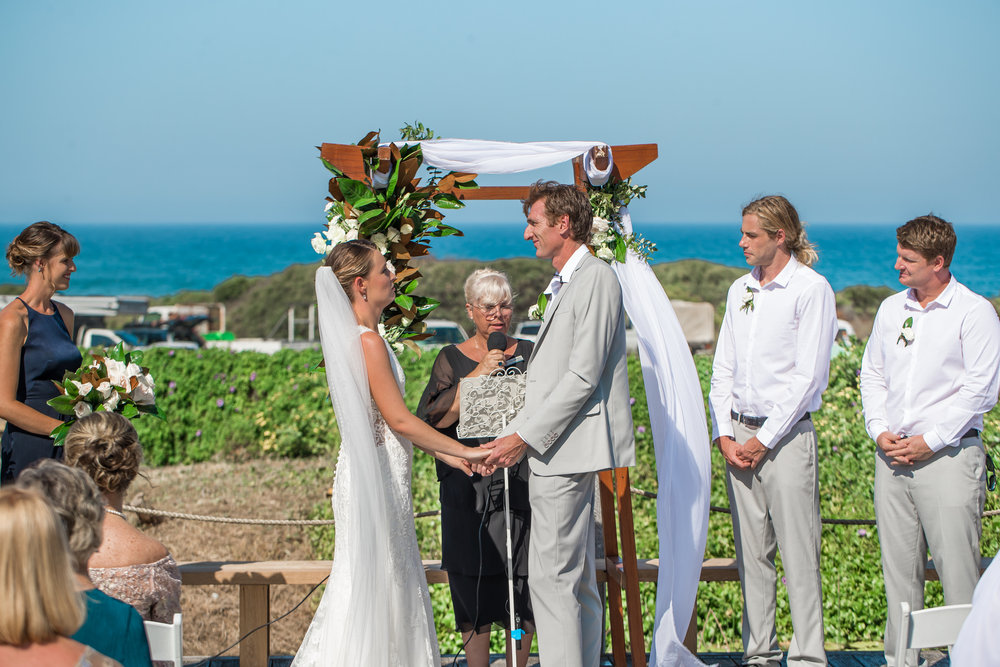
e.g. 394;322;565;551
416;268;534;667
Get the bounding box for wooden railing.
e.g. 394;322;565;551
179;556;993;667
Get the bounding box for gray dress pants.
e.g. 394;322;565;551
528;470;602;667
874;435;986;667
725;419;827;667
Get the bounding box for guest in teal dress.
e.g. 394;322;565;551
17;460;153;667
1;221;82;484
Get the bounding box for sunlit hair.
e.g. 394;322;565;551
323;239;380;301
742;195;818;267
64;411;144;497
522;180;593;245
5;221;80;277
464;269;514;313
896;214;956;267
16;460;105;573
0;487;84;644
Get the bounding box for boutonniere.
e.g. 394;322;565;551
528;293;548;321
739;286;755;314
896;316;914;346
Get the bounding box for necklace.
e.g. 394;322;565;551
104;507;126;520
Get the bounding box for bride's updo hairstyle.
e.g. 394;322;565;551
324;238;379;301
5;221;80;277
64;412;144;497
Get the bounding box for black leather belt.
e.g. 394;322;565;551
731;410;811;429
961;428;981;439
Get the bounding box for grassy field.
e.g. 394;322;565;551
131;344;1000;653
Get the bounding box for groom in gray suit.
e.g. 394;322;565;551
485;180;636;666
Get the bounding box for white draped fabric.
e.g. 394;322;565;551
378;137;711;664
391;138;614;183
613;208;711;666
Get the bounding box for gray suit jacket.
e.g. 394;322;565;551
517;252;636;476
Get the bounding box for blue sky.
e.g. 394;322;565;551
1;1;998;225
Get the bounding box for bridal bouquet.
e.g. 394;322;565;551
47;343;163;446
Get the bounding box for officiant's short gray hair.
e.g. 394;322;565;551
464;269;513;308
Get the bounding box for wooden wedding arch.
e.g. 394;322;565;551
319;140;658;667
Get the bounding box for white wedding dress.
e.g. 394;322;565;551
293;270;440;666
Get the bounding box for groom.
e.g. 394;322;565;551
485;180;635;666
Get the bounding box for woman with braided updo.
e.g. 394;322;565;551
1;221;82;483
64;412;181;623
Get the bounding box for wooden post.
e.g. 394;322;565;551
287;307;295;342
239;584;270;667
308;304;316;341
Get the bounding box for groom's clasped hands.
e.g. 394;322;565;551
465;433;528;476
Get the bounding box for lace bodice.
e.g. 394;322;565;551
89;554;182;623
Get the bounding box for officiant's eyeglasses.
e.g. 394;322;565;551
473;302;514;317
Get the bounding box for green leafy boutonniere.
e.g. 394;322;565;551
528;292;548;321
897;316;914;346
739;286;755;314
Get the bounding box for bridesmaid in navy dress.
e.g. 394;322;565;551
0;222;82;484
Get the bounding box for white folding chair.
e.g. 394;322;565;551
144;612;183;667
896;601;972;666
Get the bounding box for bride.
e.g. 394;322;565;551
293;239;488;666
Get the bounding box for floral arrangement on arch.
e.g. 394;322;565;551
47;343;163;446
312;125;478;352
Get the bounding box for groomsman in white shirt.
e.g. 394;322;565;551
859;214;1000;667
709;195;837;667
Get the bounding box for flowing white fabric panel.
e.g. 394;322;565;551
612;209;712;667
393;139;612;179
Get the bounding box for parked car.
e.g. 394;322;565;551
418;319;468;348
77;328;140;350
513;321;541;342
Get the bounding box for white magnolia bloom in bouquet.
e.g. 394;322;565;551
596;246;615;262
370;233;389;254
592;216;611;234
528;304;542;321
131;373;156;406
400;222;414;235
311;233;329;255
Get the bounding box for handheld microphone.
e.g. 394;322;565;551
487;332;506;351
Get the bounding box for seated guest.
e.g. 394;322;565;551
17;460;153;667
64;412;181;623
0;487;121;667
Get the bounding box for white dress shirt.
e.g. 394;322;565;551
546;244;590;301
860;276;1000;452
709;255;838;448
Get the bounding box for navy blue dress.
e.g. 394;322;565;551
0;297;82;483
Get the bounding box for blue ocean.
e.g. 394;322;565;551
1;222;998;298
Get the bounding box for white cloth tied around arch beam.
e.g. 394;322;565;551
384;138;614;184
613;207;712;667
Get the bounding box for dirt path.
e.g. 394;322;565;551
131;457;335;658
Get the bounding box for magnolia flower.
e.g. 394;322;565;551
386;226;401;243
386;260;396;274
400;222;414;235
592;231;608;245
370;233;389;254
103;391;120;412
345;228;359;241
324;201;335;213
401;316;413;327
899;328;915;344
105;358;128;388
72;381;94;397
739;287;755;314
324;226;347;245
528;304;542;321
377;323;387;338
592;217;611;234
596;246;615;262
74;402;93;418
311;232;329;255
131;372;156;406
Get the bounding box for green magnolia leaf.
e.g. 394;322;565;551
433;193;463;209
47;394;77;416
357;208;385;225
433;224;463;237
903;317;913;327
403;279;419;295
395;294;415;311
109;342;127;362
415;297;440;315
129;350;144;366
387;155;402;196
50;421;73;447
121;403;140;419
338;178;376;207
139;404;165;419
615;237;628;263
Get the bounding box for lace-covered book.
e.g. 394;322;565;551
456;370;526;439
